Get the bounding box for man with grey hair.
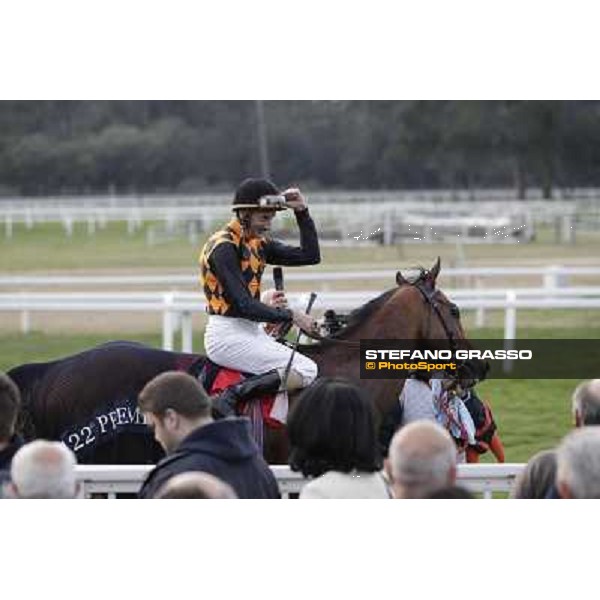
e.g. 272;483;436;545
528;379;600;499
556;427;600;499
7;440;79;499
387;420;457;499
572;379;600;427
155;471;237;499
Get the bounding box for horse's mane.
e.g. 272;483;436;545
299;265;434;353
326;287;397;340
327;265;431;338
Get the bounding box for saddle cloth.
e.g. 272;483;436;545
199;359;285;429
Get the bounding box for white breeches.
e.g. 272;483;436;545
204;315;318;387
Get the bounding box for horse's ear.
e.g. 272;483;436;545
396;271;408;286
429;257;441;284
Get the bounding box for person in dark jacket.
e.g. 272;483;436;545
0;372;24;490
137;371;280;499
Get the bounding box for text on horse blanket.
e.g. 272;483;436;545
61;397;148;455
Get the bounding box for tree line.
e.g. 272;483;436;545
0;100;598;198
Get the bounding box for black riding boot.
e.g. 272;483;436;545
212;369;282;418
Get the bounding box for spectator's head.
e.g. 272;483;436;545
9;440;78;498
287;377;382;477
510;449;557;499
0;372;21;446
155;472;237;499
138;372;212;453
572;380;600;427
556;427;600;499
387;420;457;499
427;485;474;499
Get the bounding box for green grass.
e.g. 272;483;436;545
0;331;165;371
0;222;201;272
1;221;599;273
477;378;573;463
457;326;600;462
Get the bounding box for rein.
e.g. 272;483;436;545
413;279;478;385
299;279;460;351
301;328;362;348
413;280;458;353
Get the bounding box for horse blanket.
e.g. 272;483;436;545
8;341;204;464
8;340;280;464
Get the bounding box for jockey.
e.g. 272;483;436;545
199;177;321;418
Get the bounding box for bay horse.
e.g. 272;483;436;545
7;258;482;465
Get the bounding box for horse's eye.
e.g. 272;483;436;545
450;304;460;318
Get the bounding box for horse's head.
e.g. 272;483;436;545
394;257;488;389
395;257;464;342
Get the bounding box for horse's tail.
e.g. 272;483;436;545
7;361;55;440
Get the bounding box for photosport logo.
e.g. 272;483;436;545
359;339;599;380
363;348;461;374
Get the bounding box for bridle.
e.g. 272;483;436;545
413;278;460;354
413;277;485;386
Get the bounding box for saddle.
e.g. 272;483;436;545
195;309;351;429
197;359;284;429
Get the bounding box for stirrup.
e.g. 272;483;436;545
211;369;282;419
211;390;237;418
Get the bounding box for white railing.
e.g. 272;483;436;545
1;188;598;209
1;287;599;349
1;265;599;289
76;463;525;499
1;193;598;244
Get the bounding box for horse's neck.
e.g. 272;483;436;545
340;307;418;343
333;312;391;344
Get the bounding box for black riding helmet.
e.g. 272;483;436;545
231;178;288;212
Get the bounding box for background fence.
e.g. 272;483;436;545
2;264;600;289
2;193;599;244
1;288;600;350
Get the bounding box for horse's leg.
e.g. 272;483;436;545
466;447;480;463
489;433;506;463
